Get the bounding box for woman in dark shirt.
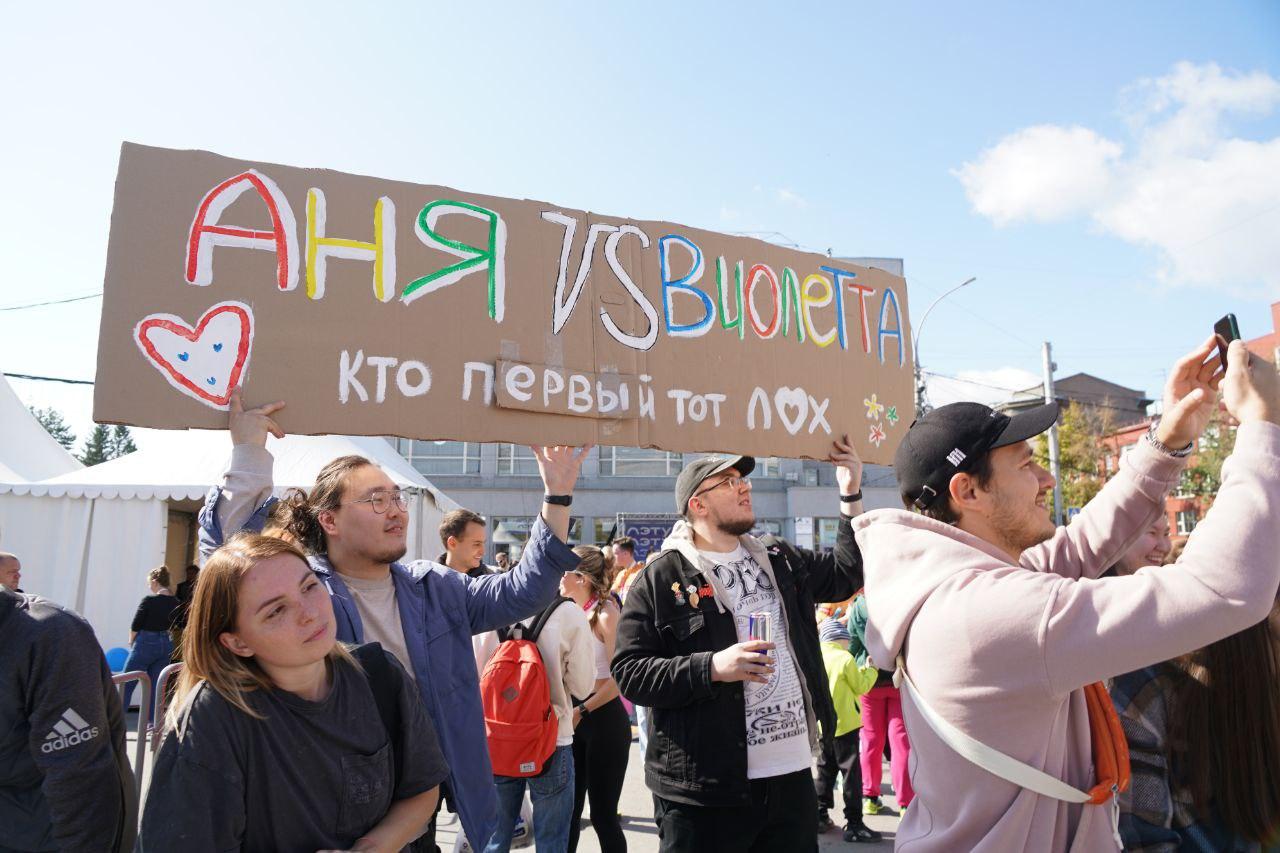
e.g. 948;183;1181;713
138;533;446;852
122;565;178;723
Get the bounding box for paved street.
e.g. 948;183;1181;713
431;735;902;852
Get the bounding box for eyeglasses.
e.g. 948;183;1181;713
693;475;751;499
343;489;409;514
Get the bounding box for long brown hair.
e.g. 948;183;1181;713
1169;606;1280;842
169;533;353;728
272;455;373;554
571;545;615;629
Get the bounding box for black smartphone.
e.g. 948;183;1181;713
1214;313;1241;366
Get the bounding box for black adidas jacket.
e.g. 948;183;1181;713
0;588;137;852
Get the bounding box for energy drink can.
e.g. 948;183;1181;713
748;612;771;643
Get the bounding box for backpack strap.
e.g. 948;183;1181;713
525;596;571;645
894;654;1126;847
353;642;404;786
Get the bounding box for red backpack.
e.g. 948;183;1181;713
480;598;570;777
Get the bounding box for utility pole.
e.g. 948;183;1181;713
1042;341;1064;526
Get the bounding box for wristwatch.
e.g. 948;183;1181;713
840;490;864;503
543;494;573;506
576;701;590;717
1144;417;1194;458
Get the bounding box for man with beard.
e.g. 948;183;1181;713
199;391;588;852
855;338;1280;852
612;437;866;851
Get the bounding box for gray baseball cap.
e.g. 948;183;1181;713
675;454;756;516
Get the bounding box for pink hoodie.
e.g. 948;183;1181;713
854;422;1280;852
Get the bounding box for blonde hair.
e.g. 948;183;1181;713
149;565;170;588
168;533;353;728
572;545;615;629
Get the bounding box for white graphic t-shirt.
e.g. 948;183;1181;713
699;544;811;779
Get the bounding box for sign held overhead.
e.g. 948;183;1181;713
95;143;914;461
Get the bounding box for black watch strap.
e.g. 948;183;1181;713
840;490;864;503
543;494;573;506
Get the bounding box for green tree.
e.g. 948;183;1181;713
78;425;113;466
107;425;137;458
78;423;138;466
1033;402;1115;520
29;406;77;452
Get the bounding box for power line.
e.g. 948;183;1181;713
0;293;102;312
5;372;95;386
905;273;1039;350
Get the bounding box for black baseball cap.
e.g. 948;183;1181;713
675;454;756;516
894;401;1060;510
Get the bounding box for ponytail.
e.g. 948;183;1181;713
571;545;615;629
268;455;375;556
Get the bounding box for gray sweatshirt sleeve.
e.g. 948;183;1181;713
27;613;131;851
197;444;276;561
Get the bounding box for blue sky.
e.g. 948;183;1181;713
2;1;1277;448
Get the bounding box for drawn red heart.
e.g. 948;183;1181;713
133;301;254;409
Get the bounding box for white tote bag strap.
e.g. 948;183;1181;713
893;655;1092;804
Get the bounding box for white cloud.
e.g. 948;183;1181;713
954;125;1122;225
956;62;1280;295
923;367;1042;409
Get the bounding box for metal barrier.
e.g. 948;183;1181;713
150;662;184;751
111;671;150;800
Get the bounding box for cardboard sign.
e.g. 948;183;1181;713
94;143;914;461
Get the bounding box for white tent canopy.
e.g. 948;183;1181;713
0;431;458;649
0;372;82;482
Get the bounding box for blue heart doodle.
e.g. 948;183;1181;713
213;342;223;352
178;352;189;361
206;377;217;386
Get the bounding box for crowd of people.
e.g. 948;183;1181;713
1;337;1278;852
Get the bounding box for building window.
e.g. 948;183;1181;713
1176;510;1198;535
395;439;480;475
592;518;617;545
816;517;841;551
601;446;684;476
496;444;540;476
755;457;781;478
492;515;583;559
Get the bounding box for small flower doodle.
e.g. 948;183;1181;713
869;423;887;447
886;405;899;426
864;394;885;420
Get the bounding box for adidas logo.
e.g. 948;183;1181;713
41;708;100;753
946;448;967;467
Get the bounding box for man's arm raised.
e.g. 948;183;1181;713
1023;337;1221;580
462;445;591;633
791;435;867;603
196;389;285;559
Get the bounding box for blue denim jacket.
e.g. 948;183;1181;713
199;491;578;848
